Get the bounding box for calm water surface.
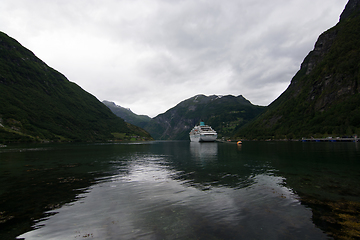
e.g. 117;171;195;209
0;141;359;239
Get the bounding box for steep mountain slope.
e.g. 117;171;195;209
144;94;265;140
0;31;152;143
235;0;360;140
102;100;151;129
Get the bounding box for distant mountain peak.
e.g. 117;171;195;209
102;100;132;112
103;100;151;129
144;94;265;140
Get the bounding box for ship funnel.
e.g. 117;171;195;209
200;122;205;126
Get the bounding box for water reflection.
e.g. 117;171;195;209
15;142;329;240
5;142;359;239
189;142;218;161
0;143;115;240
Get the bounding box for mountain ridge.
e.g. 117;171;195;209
143;94;265;140
0;31;152;143
235;0;360;139
102;100;151;129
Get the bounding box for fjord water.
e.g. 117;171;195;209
1;141;359;239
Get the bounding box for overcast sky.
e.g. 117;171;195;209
1;0;348;117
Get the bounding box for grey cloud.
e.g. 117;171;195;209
0;0;348;117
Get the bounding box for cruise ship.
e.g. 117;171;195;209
189;122;217;142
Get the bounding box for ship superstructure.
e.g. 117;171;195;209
189;122;217;142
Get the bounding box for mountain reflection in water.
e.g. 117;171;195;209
0;141;358;239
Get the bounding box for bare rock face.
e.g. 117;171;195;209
288;0;360;113
301;0;360;77
340;0;360;21
235;0;360;139
302;30;338;76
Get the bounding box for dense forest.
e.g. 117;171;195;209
0;32;152;143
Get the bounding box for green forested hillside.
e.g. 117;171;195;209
0;31;152;143
144;94;265;140
235;1;360;140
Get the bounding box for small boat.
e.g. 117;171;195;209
189;122;217;142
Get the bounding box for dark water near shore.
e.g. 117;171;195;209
0;141;359;239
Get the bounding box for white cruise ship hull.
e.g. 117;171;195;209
190;134;217;142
